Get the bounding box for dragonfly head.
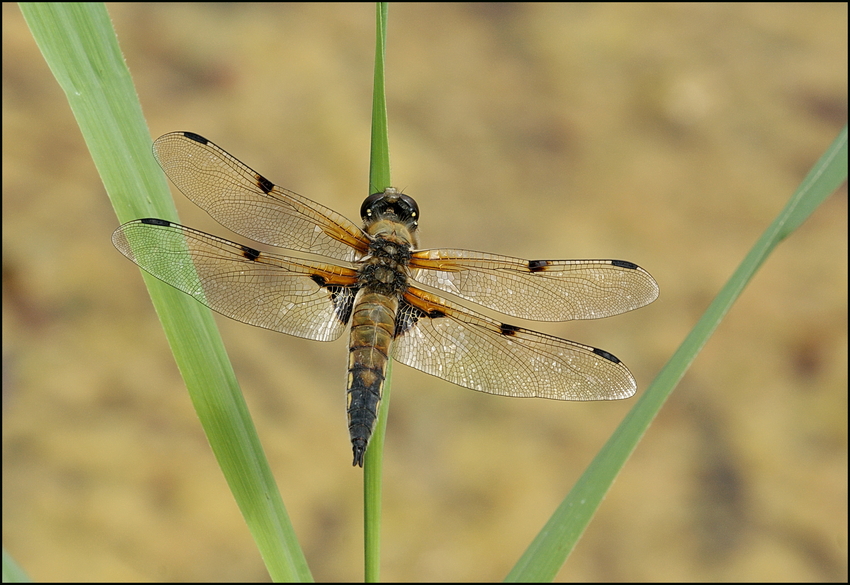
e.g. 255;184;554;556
361;188;420;233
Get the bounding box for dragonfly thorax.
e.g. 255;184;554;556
358;236;412;297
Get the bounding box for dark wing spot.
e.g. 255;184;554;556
256;174;274;194
611;260;639;270
528;259;550;272
396;301;425;337
310;275;355;324
240;245;261;261
396;300;448;338
592;347;621;363
395;311;418;337
500;323;521;336
182;132;208;145
331;287;355;324
139;218;172;226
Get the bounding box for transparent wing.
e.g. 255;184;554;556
410;249;659;321
153;131;371;261
113;218;359;342
392;287;637;400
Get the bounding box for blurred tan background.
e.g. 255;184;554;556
3;3;846;581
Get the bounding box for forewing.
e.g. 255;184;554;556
410;249;659;321
392;287;637;400
113;219;359;342
153;132;370;261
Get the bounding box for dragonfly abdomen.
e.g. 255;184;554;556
347;291;400;466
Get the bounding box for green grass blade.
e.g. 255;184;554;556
2;548;31;583
363;3;391;583
507;125;847;582
19;3;311;581
368;2;391;195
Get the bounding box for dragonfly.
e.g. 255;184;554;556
113;131;659;467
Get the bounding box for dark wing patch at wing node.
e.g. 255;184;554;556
256;174;274;195
500;323;521;336
310;274;327;287
240;245;261;261
528;259;550;272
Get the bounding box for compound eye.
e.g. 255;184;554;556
398;193;420;223
360;188;420;225
360;191;384;221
